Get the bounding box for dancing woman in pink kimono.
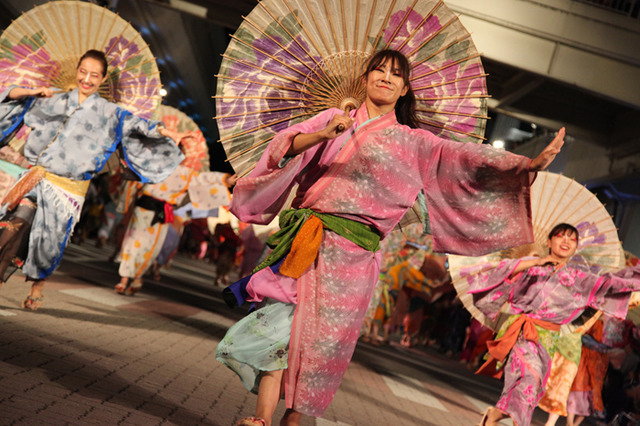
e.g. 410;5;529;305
469;223;640;426
215;49;565;426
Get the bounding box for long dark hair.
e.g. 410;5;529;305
362;49;418;128
77;49;108;77
548;223;579;243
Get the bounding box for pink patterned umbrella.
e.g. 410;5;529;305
153;105;210;172
215;0;488;177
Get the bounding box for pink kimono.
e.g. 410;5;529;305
467;258;640;426
227;105;534;416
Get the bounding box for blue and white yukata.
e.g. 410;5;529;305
0;86;183;280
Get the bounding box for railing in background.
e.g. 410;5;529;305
576;0;640;17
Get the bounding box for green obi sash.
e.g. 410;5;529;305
254;208;381;273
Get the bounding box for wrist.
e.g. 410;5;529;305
317;130;330;142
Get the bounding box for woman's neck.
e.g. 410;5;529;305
365;98;394;119
549;253;570;266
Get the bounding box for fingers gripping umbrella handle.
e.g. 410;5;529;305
337;98;358;132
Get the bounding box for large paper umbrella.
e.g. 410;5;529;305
153;105;210;172
215;0;488;176
0;0;162;124
449;172;625;330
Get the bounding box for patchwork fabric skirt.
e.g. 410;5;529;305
215;301;295;393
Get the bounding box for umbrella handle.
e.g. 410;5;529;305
337;98;358;132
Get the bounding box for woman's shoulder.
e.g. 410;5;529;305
391;122;439;143
95;95;118;110
77;93;119;117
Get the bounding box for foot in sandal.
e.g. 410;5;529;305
22;295;44;311
237;418;266;426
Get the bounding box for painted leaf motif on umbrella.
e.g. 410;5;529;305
215;0;489;177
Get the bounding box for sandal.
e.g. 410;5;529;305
114;282;127;294
125;279;143;296
237;418;266;426
22;295;44;311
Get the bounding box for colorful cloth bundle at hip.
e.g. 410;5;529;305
254;208;381;278
135;194;174;225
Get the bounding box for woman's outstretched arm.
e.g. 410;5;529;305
529;128;565;172
7;87;53;100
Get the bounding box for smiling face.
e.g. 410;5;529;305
547;229;579;260
76;57;107;99
364;57;409;111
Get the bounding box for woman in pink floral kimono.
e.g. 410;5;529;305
470;223;640;426
216;49;565;426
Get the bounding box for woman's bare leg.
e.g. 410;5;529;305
545;412;560;426
255;369;284;426
483;406;509;425
29;280;44;298
567;413;584;426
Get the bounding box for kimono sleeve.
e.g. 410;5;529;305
117;108;184;184
466;258;523;320
587;263;640;319
188;171;231;210
230;108;340;224
0;86;35;143
418;133;534;256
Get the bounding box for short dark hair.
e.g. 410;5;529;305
77;49;108;77
362;49;418;128
548;223;579;243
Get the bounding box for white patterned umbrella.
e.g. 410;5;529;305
0;0;162;152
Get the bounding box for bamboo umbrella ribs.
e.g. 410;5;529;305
215;0;490;177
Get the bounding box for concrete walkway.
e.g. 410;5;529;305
0;242;549;425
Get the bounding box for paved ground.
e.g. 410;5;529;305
0;241;552;425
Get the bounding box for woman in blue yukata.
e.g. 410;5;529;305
0;49;185;310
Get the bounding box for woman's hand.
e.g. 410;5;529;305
508;255;557;278
536;255;559;267
287;113;354;156
175;131;192;145
8;87;54;100
158;127;190;145
323;113;354;140
224;173;238;187
530;127;565;172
